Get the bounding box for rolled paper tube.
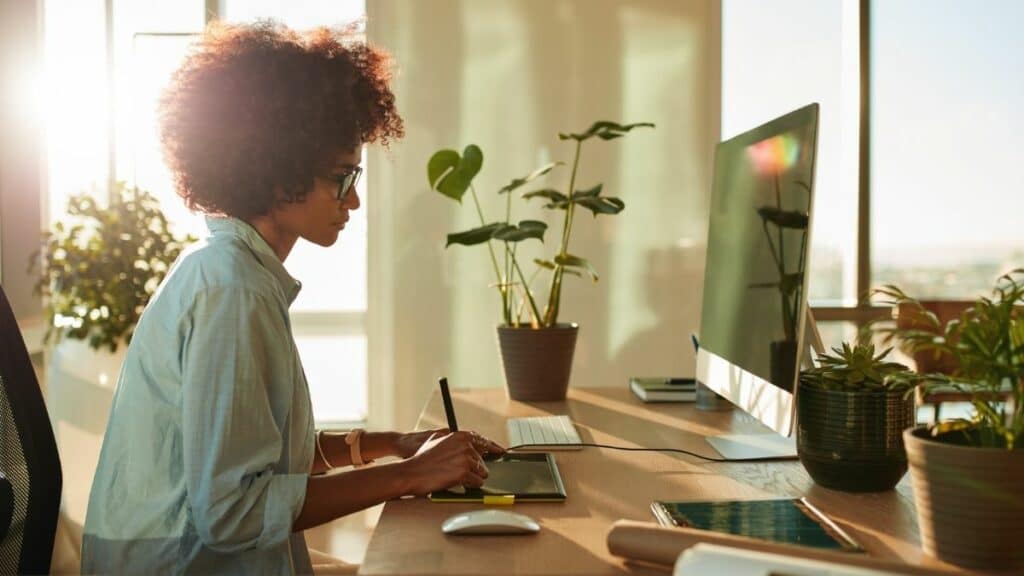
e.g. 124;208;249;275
606;520;958;576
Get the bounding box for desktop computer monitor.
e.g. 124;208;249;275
695;103;820;459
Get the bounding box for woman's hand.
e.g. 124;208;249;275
399;431;506;496
394;429;506;460
393;428;448;460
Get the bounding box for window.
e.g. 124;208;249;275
722;0;861;347
871;0;1024;298
43;0;369;425
724;0;1023;345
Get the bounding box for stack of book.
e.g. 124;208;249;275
629;377;697;403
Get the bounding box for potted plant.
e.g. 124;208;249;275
796;342;921;492
868;269;1024;570
427;121;653;401
33;182;195;354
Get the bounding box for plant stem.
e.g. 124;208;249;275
511;251;542;327
504;186;514;323
543;140;583;327
470;184;509;323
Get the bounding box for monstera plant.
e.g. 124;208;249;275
427;120;654;400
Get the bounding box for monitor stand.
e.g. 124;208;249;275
702;308;823;461
705;433;797;460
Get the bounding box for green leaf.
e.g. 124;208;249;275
427;145;483;202
572;195;625;216
493;220;548;243
554;253;599;282
523;188;570;209
756;206;808;229
535;258;581;276
558;121;655;142
446;222;506;247
571;184;603;199
498;162;561;194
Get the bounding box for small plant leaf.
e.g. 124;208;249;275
427;145;483;202
554;253;599;282
756;206;809;229
522;188;567;203
498;162;562;194
445;222;506;247
493;220;548;243
571;184;603;199
558;121;655;142
573;195;625;216
523;188;571;209
535;258;581;276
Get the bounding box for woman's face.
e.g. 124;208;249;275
279;146;363;247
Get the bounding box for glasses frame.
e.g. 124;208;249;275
325;165;362;202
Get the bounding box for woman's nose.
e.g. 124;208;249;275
343;187;361;210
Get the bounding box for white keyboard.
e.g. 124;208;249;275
506;415;583;450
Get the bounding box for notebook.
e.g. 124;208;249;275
629;377;697;402
651;498;863;552
429;452;567;503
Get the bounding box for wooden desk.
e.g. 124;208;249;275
359;387;940;575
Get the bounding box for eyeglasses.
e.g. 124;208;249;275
325;165;362;202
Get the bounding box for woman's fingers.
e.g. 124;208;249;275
461;467;487;488
464;431;507;457
486;438;507;455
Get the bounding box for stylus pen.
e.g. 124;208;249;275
439;377;459;432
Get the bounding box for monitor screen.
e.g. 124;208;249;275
700;104;818;395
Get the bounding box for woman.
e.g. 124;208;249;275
81;21;503;575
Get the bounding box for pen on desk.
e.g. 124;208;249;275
439;377;459;432
690;333;700;354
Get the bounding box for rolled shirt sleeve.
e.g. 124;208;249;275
181;286;308;552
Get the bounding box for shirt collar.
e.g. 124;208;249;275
205;216;303;304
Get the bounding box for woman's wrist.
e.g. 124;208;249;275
360;431;401;461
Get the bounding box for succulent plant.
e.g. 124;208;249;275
800;342;921;393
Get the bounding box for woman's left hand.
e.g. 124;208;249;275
394;429;506;460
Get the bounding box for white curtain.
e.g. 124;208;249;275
367;0;721;430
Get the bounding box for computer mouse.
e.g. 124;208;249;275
441;509;540;535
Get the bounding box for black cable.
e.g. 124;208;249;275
506;443;792;463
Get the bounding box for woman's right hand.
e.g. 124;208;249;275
400;431;489;496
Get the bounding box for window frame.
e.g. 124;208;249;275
808;0;890;328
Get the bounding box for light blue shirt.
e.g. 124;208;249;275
82;217;315;575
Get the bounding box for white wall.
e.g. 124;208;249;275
367;0;721;429
0;0;44;326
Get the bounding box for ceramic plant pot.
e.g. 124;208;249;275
797;384;915;492
903;427;1024;570
496;323;578;401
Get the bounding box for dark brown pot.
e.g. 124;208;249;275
904;427;1024;570
770;339;798;392
496;323;578;401
797;385;915;492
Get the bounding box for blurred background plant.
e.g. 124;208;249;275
31;183;196;352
